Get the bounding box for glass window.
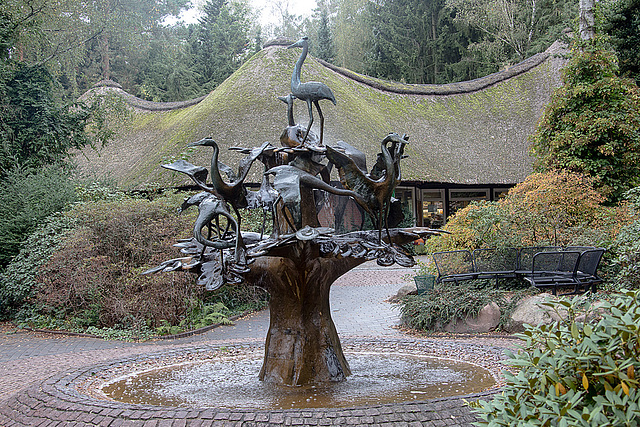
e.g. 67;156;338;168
493;188;510;200
394;187;415;226
448;189;489;217
422;189;444;228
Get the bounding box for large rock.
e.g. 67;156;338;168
389;284;417;302
507;294;564;333
444;302;501;334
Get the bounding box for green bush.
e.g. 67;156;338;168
0;214;77;318
530;37;640;203
400;280;535;332
0;166;77;267
473;290;640;426
612;187;640;290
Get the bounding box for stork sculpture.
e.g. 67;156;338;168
287;36;336;147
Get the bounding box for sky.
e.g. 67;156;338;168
171;0;318;27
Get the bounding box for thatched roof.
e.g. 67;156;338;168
75;41;567;189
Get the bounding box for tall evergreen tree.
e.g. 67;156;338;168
254;27;263;53
602;0;640;84
192;0;250;91
364;0;471;84
332;0;369;72
134;25;203;101
316;8;335;62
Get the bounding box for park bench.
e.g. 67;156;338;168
432;246;605;295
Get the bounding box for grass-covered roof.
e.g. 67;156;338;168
75;41;567;189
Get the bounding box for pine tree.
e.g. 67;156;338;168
316;8;335;62
192;0;250;91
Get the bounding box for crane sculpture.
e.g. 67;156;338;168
287;36;336;147
326;133;409;244
188;138;269;219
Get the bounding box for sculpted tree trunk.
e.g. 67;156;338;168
246;244;363;385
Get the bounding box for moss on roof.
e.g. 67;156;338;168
75;42;567;189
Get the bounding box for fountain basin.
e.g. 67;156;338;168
101;350;495;409
0;338;509;426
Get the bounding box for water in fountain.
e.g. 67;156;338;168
102;351;495;410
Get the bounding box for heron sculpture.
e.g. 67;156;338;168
188;138;269;217
325;133;409;243
287;36;336;146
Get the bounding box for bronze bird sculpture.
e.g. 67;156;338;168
265;164;367;232
188;138;269;218
325;133;409;243
287;36;336;146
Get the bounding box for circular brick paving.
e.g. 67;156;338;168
0;338;507;426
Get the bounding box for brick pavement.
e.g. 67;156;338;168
0;258;514;426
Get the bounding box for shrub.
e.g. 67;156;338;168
473;290;640;426
612;187;640;290
25;194;200;329
400;280;536;332
0;214;77;318
530;37;640;203
0;165;77;267
426;170;616;253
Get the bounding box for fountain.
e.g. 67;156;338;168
144;36;442;387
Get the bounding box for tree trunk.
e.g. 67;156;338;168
245;242;364;385
100;33;110;80
579;0;595;41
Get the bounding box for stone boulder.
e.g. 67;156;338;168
389;284;417;302
444;302;501;334
506;294;565;333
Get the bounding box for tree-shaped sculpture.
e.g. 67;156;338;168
146;38;440;386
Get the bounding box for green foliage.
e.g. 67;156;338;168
400;278;536;332
601;0;640;85
612;187;640;290
134;26;205;102
83;325;155;341
0;64;92;172
473;290;640;426
362;0;574;85
192;0;251;93
447;0;576;63
156;302;233;336
365;0;477;84
209;283;270;315
240;207;273;235
0;214;77;317
315;8;335;62
530;37;640;203
0;166;77;268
